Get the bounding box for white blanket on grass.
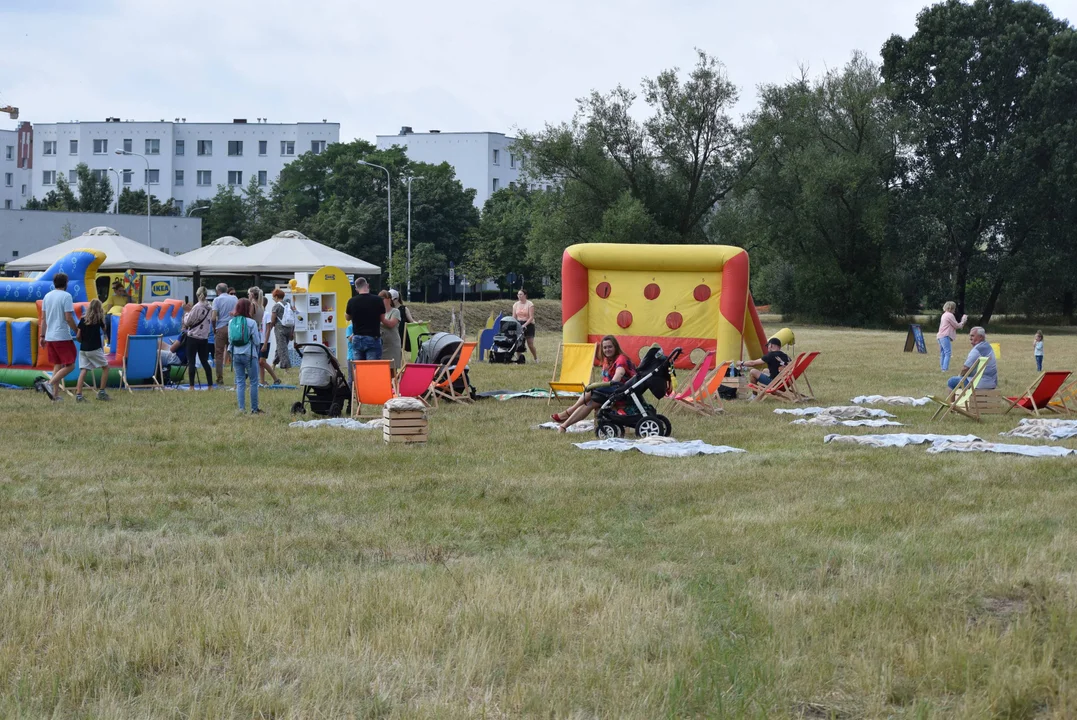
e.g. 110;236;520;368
574;437;746;457
824;433;982;448
929;440;1074;457
775;406;895;419
792;417;903;428
289;417;383;430
852;395;932;406
1000;419;1077;441
533;420;594;433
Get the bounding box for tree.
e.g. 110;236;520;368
463;185;540;295
882;0;1070;323
25;173;78;211
74;163;113;213
197;185;249;244
118;187;176;216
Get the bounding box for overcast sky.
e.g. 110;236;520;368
3;0;1076;141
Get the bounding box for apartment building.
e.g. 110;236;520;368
0;123;33;211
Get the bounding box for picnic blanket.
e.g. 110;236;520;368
775;406;895;419
478;388;582;400
792;417;903;428
289;417;383;430
574;437;746;457
1000;419;1077;441
824;433;982;448
929;440;1075;457
851;395;932;406
533;420;594;433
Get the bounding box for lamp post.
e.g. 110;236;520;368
106;167;121;213
187;201;211;217
357;159;392;286
405;175;424;302
115;149;151;248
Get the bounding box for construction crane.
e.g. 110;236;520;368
1;105;17;119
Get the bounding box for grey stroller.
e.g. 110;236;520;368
290;343;351;417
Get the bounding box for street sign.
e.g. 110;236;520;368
448;261;455;285
506;272;517;284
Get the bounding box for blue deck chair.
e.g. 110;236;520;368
122;334;164;392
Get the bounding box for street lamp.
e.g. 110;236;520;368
187;201;211;217
405;176;424;302
115;149;151;248
106;167;121;213
357;159;392;286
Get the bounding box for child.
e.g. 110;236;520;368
1034;331;1044;372
75;299;110;402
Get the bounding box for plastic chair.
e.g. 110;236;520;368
404;322;430;362
1005;370;1071;416
121;334;164;392
548;342;597;404
396;362;439;406
351;360;394;418
431;341;477;404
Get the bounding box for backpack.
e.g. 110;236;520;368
281;301;296;328
228;316;251;346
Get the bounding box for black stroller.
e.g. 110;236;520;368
488;317;527;364
593;346;682;439
416;331;478;399
290;343;351;417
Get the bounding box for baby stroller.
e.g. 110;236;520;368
488;317;527;364
593;346;682;439
290;343;351;417
416;331;477;399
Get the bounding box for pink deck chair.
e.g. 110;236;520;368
395;363;439;407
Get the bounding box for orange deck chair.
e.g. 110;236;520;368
431;341;477;404
352;360;395;418
1005;370;1071;416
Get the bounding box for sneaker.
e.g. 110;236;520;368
97;390;110;401
251;409;265;415
34;378;56;401
76;394;85;403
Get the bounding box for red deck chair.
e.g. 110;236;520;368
1005;370;1071;416
395;362;439;407
668;351;716;412
787;350;820;401
748;358;800;403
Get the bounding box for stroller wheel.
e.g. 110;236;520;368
516;354;526;364
634;416;664;438
595;421;624;440
655;414;672;437
328;402;342;417
291;401;306;415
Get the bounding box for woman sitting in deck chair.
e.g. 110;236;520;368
552;335;635;432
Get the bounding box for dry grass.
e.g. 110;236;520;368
2;326;1077;718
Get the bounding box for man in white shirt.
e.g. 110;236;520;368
37;272;78;401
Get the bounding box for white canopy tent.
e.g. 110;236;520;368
192;230;380;276
6;226;196;274
176;235;247;270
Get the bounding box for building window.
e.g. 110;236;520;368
42;170;56;185
175;170;184;186
145;139;160;155
122;169;132;184
197;140;212;156
492;177;500;192
43;141;56;156
258;170;267;186
11;249;16;256
174;200;184;214
70;139;78;155
4;172;11;187
21;184;27;195
492;149;500;165
68;169;78;184
197;170;212;186
93;139;108;154
145;169;160;185
176;140;185;156
280;140;294;156
227;170;243;186
92;169;108;182
228;140;243;157
123;138;132;153
4;146;12;160
258;140;267;156
510;153;516;169
4;200;12;210
311;140;326;155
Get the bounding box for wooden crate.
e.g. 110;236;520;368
383;407;428;444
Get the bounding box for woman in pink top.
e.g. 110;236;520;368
936;301;968;371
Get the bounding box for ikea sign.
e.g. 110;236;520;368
150;281;171;297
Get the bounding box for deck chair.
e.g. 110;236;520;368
404;322;431;363
748;357;800;403
121;334;164;392
787;351;820;401
1005;370;1071;416
1050;380;1077;414
352;360;395;418
431;341;477;404
930;357;1000;421
548;342;597;404
674;359;731;415
395;362;439;407
667;351;716;413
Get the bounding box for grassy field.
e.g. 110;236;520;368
3;326;1077;718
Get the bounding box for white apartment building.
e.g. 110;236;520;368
376;128;537;209
26;118;339;214
0;125;33;211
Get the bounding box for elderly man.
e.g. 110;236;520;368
947;326;997;390
210;282;238;385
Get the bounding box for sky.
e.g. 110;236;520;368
2;0;1076;141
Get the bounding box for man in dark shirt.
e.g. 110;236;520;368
345;277;390;360
739;338;791;385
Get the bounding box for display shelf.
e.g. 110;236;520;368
285;291;337;356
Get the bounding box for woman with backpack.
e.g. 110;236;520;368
229;298;263;414
182;286;214;389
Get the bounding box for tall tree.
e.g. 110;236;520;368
74;163;113;213
118;188;175;216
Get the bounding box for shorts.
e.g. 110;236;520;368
757;373;772;385
79;348;108;369
523;323;536;338
259;344;270;359
46;340;77;366
589;382;626;406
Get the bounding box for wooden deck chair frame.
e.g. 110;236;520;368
930;357;990;421
672;360;731;416
548;342;598;405
667;352;717;415
1050;379;1077;414
394;362;440;408
121;334;164;393
352;360;396;418
431;341;477;404
748;357;800;403
1004;370;1071;416
788;351;820;401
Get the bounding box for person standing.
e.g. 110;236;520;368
183;286;214;388
513;289;538;362
346;277;391;361
36;272;79;402
379;290;403;372
74;298;110;402
249;287;281;386
936;301;968;372
1033;331;1044;372
269;288;295;369
228;297;263;414
210;282;238;386
390;289;416;349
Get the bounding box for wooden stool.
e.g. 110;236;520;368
383;398;428;444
